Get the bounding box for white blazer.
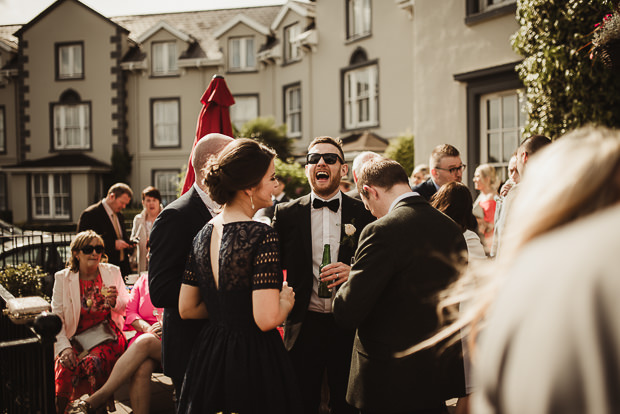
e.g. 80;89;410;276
51;263;129;357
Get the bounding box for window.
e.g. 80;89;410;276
465;0;516;24
284;84;301;138
344;64;378;129
153;170;180;206
52;90;91;150
56;42;84;80
0;173;6;211
0;106;5;153
284;23;301;63
347;0;371;40
152;41;178;76
478;0;514;12
229;37;255;71
151;98;180;148
230;95;258;130
32;174;70;220
480;90;526;181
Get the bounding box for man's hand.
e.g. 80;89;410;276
115;239;131;251
320;262;351;288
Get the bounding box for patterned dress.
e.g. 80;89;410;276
177;221;302;413
54;274;127;401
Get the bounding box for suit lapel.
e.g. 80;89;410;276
188;187;213;222
339;194;355;263
298;195;313;267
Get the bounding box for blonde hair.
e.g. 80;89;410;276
474;164;498;192
402;126;620;356
68;230;107;272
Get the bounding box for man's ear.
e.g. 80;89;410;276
362;185;379;200
341;162;349;177
430;168;439;179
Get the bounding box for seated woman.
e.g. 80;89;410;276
52;230;129;414
68;271;162;414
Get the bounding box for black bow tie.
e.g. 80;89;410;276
313;198;340;213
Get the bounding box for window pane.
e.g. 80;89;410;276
246;38;255;68
487;98;500;129
502;95;517;128
230;96;258;129
155;171;180;206
488;132;500;163
503;130;518;162
153;100;179;146
231;39;240;68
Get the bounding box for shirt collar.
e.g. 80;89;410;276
388;191;417;214
311;190;342;204
194;182;220;214
102;198;115;217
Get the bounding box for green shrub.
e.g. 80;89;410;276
384;133;414;176
239;117;293;160
275;158;310;199
512;0;620;139
0;263;49;300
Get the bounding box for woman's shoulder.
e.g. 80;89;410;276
99;262;122;276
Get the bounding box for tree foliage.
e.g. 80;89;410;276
384;133;414;176
275;158;310;199
238;117;293;160
512;0;620;139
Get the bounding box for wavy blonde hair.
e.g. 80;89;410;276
401;126;620;356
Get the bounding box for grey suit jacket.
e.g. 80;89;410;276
333;195;467;412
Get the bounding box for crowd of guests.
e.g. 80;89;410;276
49;126;620;414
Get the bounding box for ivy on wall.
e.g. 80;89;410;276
512;0;620;139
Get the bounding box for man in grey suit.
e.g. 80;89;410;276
334;158;467;414
148;133;233;396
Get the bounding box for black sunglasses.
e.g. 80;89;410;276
81;245;105;254
306;153;343;165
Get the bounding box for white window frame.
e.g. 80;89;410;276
53;103;90;150
229;36;255;71
152;99;180;148
153;170;180;206
347;0;371;40
344;64;378;129
479;89;526;181
284;84;302;138
230;95;258;130
32;174;70;220
478;0;515;13
284;23;301;63
57;43;83;79
152;41;178;76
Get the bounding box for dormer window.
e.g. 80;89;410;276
347;0;371;40
229;36;256;71
284;23;301;63
152;41;178;76
56;42;84;80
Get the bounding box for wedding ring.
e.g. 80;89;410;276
336;273;339;279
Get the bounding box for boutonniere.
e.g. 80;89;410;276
340;220;357;248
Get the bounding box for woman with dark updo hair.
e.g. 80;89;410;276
177;138;302;413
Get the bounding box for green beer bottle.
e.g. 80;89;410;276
318;244;332;298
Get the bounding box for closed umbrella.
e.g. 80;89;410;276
181;74;235;194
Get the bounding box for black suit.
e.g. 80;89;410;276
333;195;467;413
77;201;130;275
411;178;438;201
273;192;374;414
148;187;211;394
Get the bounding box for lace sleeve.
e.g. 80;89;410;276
252;228;283;291
182;250;199;286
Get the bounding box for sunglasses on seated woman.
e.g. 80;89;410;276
306;153;344;165
81;245;105;254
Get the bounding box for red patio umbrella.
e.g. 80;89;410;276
181;74;235;194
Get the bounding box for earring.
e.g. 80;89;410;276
250;194;255;210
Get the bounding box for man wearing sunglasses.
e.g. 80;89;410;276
77;182;134;276
412;144;465;201
273;136;374;414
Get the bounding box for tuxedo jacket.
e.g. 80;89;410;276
333;195;467;412
273;192;374;351
148;187;211;386
77;201;129;268
255;194;290;221
411;177;438;201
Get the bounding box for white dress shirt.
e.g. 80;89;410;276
308;191;342;313
194;182;220;217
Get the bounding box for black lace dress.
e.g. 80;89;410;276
177;221;302;414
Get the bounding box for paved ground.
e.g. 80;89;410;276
111;373;176;413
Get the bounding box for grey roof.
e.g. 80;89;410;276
111;6;282;61
3;153;110;169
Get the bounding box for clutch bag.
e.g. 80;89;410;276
71;320;117;355
4;296;51;324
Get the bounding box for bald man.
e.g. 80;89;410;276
148;133;233;395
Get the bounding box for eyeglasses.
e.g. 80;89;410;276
435;164;466;175
306;153;344;165
80;245;105;254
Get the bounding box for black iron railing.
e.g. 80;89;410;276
0;284;61;414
